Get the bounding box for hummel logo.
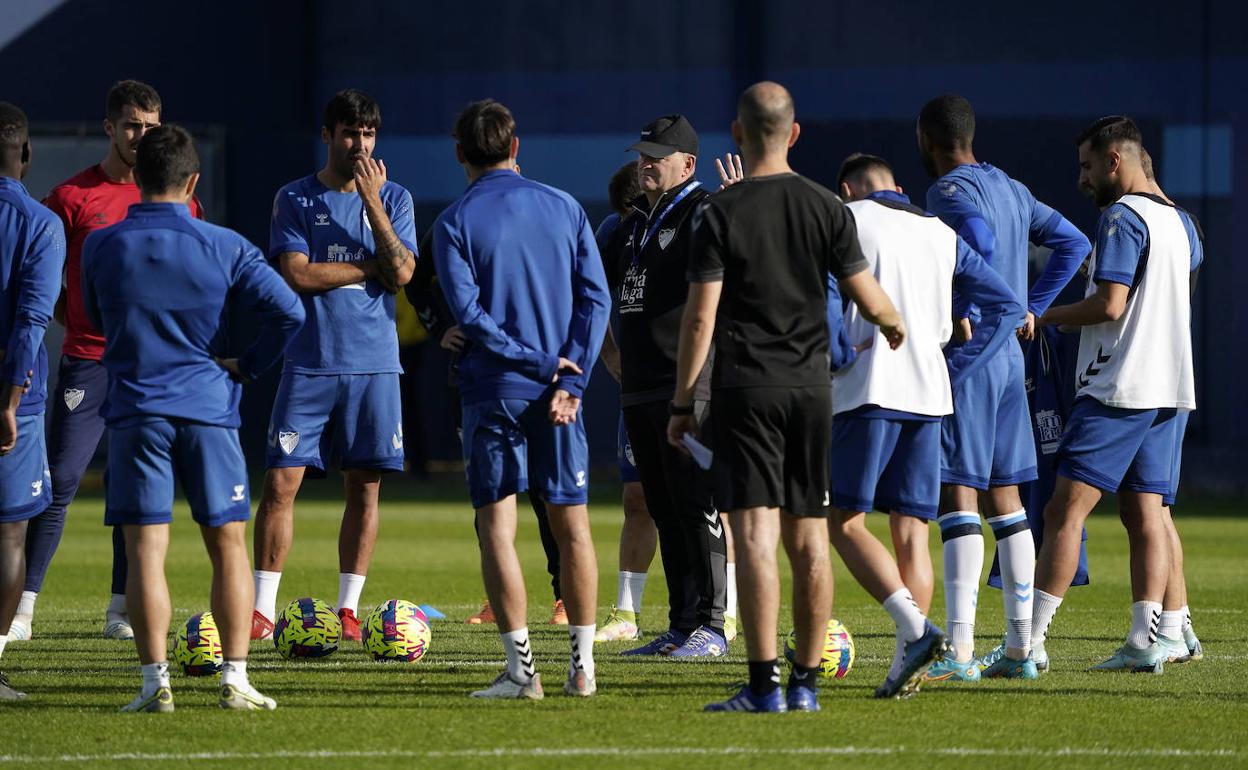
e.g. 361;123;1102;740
1014;581;1032;603
1077;345;1112;388
231;484;245;502
575;470;587;488
703;510;723;539
314;213;330;226
63;388;85;411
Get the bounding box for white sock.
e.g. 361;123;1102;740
1127;600;1162;649
253;570;282;621
221;659;249;689
987;510;1035;655
107;593;127;616
725;563;738;618
1158;610;1183;640
500;627;535;683
617;571;647;614
938;511;983;661
1180;604;1193;633
16;591;36;617
569;624;596;679
0;636;7;658
1032;589;1062;648
882;588;927;642
336;573;366;614
140;661;170;697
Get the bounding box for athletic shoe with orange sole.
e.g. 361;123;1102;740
548;599;569;625
339;608;362;641
466;601;495;625
250;610;274;641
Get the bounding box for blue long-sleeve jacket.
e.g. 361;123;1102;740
927;163;1090;321
433;170;610;403
0;177;65;416
945;238;1026;385
82;202;304;427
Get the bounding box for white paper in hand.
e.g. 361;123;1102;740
680;433;713;470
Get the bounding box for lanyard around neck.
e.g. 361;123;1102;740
631;181;700;265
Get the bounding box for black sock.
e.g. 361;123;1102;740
789;663;819;689
747;659;780;696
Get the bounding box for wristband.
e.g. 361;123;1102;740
668;401;694;416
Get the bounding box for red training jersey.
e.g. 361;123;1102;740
42;165;205;361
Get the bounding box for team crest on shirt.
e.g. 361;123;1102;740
278;431;300;455
63;388;85;411
231;485;246;502
657;228;676;250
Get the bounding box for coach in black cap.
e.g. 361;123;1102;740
601;114;728;658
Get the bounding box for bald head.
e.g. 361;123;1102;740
737;81;795;153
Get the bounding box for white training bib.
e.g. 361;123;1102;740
833;198;957;417
1075;194;1195;409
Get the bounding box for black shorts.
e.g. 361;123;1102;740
711;385;831;517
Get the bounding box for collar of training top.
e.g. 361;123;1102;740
629;176;701;219
867;189;912;206
127;201;193;218
626;114;699;158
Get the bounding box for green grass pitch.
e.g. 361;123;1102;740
1;478;1244;769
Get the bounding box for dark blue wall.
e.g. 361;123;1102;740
4;0;1244;490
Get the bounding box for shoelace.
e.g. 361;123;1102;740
685;628;715;647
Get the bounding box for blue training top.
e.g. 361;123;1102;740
433;169;611;403
1093;200;1203;285
269;174;417;375
927;162;1089;320
0;176;64;416
83;202;305;427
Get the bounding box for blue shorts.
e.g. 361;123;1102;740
831;415;939;520
266;372;405;475
461;397;589;510
617;413;640;484
0;413;52;523
941;342;1038;489
1057;397;1179;495
104;418;250;528
1164;410;1189;507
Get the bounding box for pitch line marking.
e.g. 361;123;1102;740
0;745;1237;764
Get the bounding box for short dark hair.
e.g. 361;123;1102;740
134;124;199;194
106;80;161;122
0;102;29;160
918;94;975;150
323;89;381;133
837;153;893;189
608;161;642;216
454;99;515;167
1076;115;1142;152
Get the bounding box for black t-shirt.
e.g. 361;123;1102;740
688;173;868;389
603;179;712;405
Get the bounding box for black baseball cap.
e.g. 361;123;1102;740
627;115;699;158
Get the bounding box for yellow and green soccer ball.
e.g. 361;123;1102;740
273;597;341;659
363;599;431;662
783;618;855;679
173;611;223;676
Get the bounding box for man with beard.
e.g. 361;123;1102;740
251;90;416;642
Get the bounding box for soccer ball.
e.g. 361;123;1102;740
363;599;431;662
173;611;223;676
783;618;855;679
273;597;341;659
